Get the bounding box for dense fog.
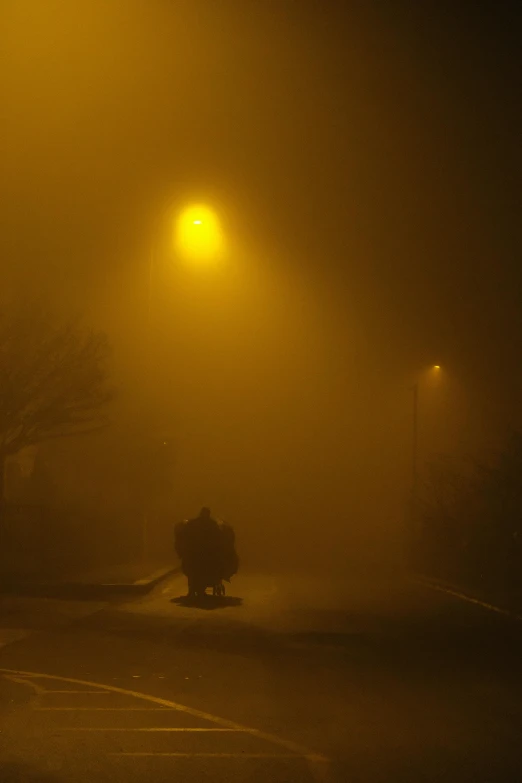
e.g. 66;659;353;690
1;1;520;576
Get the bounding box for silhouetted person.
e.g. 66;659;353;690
175;508;239;598
175;507;222;597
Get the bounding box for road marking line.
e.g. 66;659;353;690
42;690;112;694
0;669;323;756
109;752;304;758
417;578;522;621
0;668;329;778
35;707;172;711
3;675;46;695
63;727;243;732
2;677;108;697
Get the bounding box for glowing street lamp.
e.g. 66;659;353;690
176;204;224;262
147;202;223;321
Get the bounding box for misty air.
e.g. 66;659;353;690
0;2;521;782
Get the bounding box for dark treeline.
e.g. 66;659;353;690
418;431;522;605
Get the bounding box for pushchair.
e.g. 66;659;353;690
187;571;225;599
175;517;238;599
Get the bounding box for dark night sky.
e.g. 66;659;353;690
1;0;521;559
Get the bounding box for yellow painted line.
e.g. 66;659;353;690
110;752;303;758
43;690;111;694
63;727;242;732
3;676;110;697
3;675;46;695
0;668;329;780
0;668;328;759
35;707;171;711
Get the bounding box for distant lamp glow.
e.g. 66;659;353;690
434;365;441;370
176;205;223;261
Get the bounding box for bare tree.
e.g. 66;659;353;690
0;304;113;511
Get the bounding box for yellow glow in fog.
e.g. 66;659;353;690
176;205;223;261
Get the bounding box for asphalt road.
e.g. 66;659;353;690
0;569;521;782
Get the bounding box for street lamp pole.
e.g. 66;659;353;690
141;202;222;563
405;381;419;564
141;217;162;565
407;366;441;564
412;381;419;518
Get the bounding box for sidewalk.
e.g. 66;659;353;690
0;561;180;600
70;561;176;586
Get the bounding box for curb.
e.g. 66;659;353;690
0;566;181;601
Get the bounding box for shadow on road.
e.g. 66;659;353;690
171;594;243;610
